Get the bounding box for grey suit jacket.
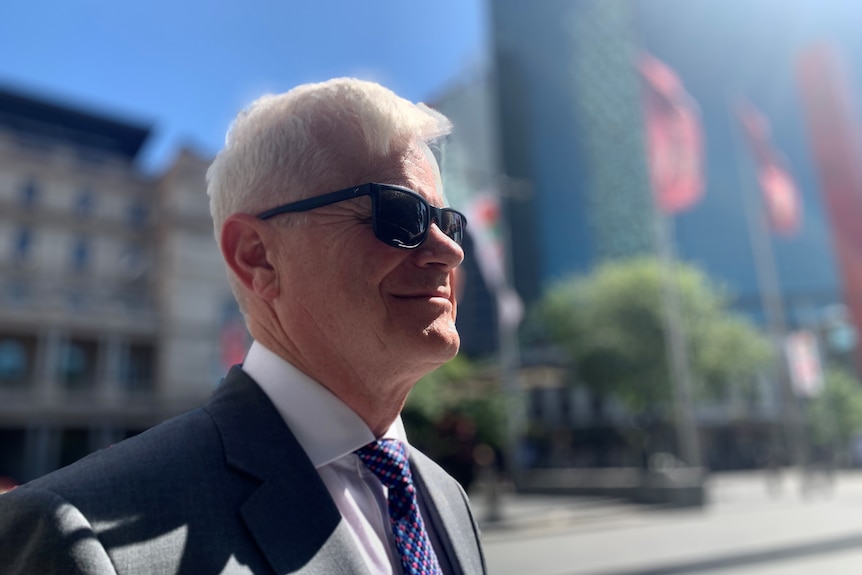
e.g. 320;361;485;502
0;367;487;574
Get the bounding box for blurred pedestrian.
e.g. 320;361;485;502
0;78;485;574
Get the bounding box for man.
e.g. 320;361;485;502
0;78;486;574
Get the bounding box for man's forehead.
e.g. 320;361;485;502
419;143;444;191
361;143;442;201
409;143;447;206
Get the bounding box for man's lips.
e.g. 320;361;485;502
392;290;451;300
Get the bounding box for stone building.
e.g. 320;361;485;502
0;87;237;484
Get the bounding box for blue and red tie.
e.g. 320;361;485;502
355;439;442;575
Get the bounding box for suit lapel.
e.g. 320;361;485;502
204;367;369;575
410;450;487;575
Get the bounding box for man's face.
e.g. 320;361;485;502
269;143;464;385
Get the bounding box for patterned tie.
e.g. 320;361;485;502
355;438;442;575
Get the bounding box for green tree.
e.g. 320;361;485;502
409;355;506;447
402;355;506;484
533;257;771;412
807;368;862;449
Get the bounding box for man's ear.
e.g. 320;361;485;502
221;214;280;300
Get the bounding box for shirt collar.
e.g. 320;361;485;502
241;340;408;468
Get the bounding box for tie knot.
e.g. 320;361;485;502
355;438;413;491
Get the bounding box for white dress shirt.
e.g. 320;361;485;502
242;341;440;575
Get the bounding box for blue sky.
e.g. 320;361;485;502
1;0;487;172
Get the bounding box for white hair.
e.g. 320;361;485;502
206;77;453;310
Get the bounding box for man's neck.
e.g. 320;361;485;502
248;327;415;437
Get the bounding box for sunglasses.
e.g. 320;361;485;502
256;183;467;249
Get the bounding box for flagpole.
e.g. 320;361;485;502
463;183;526;490
727;94;808;474
640;51;703;470
496;178;525;489
654;212;702;469
498;286;523;488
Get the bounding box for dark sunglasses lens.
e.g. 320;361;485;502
375;188;428;248
439;210;465;245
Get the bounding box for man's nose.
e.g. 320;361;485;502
415;223;465;269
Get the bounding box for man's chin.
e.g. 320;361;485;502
416;324;460;359
431;333;461;363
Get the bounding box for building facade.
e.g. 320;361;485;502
0;88;235;484
433;0;857;470
438;0;850;359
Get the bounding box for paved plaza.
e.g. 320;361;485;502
474;470;862;574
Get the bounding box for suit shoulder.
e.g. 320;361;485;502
409;446;488;574
0;486;117;573
410;447;468;492
27;406;219;500
410;446;476;513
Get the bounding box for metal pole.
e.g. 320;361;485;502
497;177;526;488
498;299;523;486
654;211;702;468
727;95;807;473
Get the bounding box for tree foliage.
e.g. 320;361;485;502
402;355;507;488
404;355;506;450
533;257;771;411
807;368;862;447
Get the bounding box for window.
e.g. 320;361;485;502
529;388;544;420
0;338;32;387
75;190;94;218
121;343;155;392
13;228;31;264
19;180;37;209
59;339;97;390
71;237;90;273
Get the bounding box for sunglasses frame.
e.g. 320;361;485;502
256;182;467;249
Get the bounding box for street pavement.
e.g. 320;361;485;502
471;470;862;574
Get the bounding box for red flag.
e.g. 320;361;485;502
736;100;802;236
639;53;705;214
796;44;862;370
464;191;523;329
465;192;506;290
